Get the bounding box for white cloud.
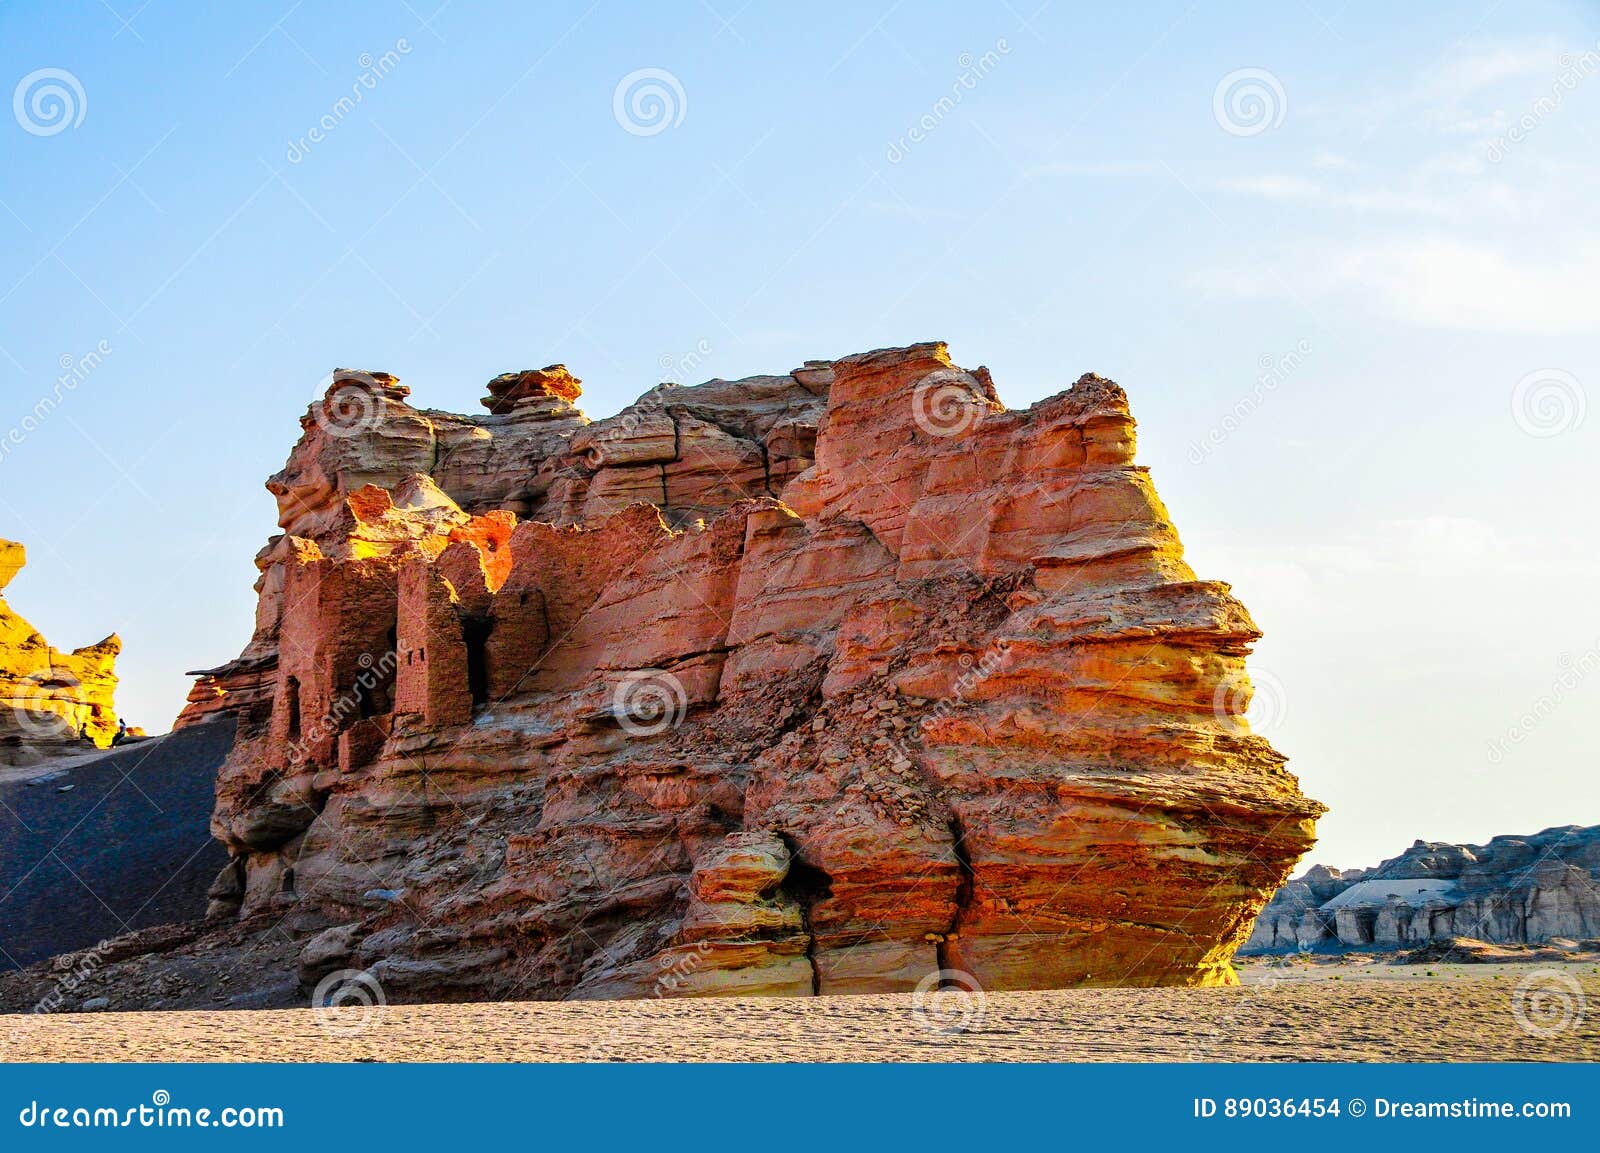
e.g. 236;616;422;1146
1364;516;1508;566
1198;516;1600;590
1217;173;1323;199
1331;237;1600;333
863;199;964;222
1215;173;1455;216
1200;38;1598;328
1027;160;1163;177
1297;37;1570;141
1188;264;1279;299
1257;517;1511;576
1195;234;1600;333
1425;42;1565;103
1214;132;1544;221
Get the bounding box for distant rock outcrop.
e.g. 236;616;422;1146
1245;824;1600;951
182;343;1323;1000
0;539;120;766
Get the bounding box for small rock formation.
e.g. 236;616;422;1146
0;540;120;766
482;365;584;413
183;342;1323;1000
1245;824;1600;951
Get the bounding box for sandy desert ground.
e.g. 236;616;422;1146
3;961;1595;1062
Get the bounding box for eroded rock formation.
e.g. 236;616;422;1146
1;540;120;766
1245;824;1600;951
184;344;1323;999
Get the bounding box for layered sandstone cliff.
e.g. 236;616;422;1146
184;344;1323;1000
1;540;120;766
1246;824;1600;951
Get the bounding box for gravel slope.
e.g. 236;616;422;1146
0;720;234;969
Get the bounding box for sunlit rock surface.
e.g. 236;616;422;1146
0;540;120;765
183;343;1322;1000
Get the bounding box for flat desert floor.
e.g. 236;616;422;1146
3;961;1596;1062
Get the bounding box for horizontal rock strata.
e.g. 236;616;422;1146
184;343;1323;1000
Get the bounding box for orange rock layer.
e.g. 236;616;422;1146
186;343;1322;1000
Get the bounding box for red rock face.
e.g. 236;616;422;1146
187;342;1322;1001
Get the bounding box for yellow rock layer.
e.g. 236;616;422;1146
0;539;120;763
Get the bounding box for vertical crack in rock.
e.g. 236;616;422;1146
425;413;441;474
777;833;831;996
939;813;976;975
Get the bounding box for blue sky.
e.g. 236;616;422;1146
2;0;1597;865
